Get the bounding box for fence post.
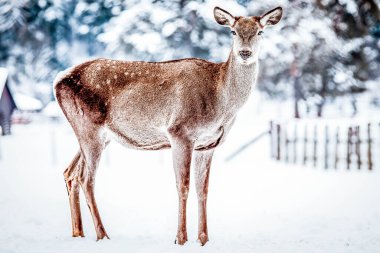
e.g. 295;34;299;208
367;123;372;170
347;126;353;169
335;127;339;169
313;125;317;167
285;125;289;163
303;124;307;165
276;123;281;161
355;126;361;169
324;125;329;169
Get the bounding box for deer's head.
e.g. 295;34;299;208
214;6;282;65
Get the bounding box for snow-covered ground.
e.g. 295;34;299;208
1;94;380;253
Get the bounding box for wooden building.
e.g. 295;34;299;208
0;68;17;135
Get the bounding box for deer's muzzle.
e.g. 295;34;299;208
239;50;252;60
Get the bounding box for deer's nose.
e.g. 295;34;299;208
239;50;252;60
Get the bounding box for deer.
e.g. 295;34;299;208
54;6;282;246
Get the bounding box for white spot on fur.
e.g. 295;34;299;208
114;75;117;79
124;72;129;76
107;79;111;84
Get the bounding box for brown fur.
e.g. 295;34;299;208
55;5;282;246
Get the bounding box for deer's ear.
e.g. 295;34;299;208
214;7;235;27
260;7;283;27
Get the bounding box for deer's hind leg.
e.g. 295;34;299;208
64;151;84;237
56;77;109;240
76;127;109;241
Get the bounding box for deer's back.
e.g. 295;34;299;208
55;58;228;149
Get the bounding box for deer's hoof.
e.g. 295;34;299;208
95;225;110;241
72;230;84;238
174;231;188;245
96;234;110;241
197;233;209;246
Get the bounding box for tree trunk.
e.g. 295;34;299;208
294;76;301;118
317;69;329;118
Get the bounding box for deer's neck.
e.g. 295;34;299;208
222;51;258;110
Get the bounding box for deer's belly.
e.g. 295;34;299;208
105;125;171;150
105;124;225;151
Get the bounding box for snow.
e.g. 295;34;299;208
13;93;43;111
128;32;164;54
1;94;380;252
162;22;177;37
42;101;64;118
0;67;8;93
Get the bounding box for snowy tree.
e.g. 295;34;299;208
0;0;122;103
248;0;380;117
0;0;379;115
97;0;246;62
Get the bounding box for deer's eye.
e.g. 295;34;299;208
231;31;237;36
258;31;264;36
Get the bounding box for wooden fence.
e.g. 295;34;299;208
269;120;380;170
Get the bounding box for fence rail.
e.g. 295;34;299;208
270;120;380;170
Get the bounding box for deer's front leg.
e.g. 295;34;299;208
194;149;214;246
169;131;193;245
